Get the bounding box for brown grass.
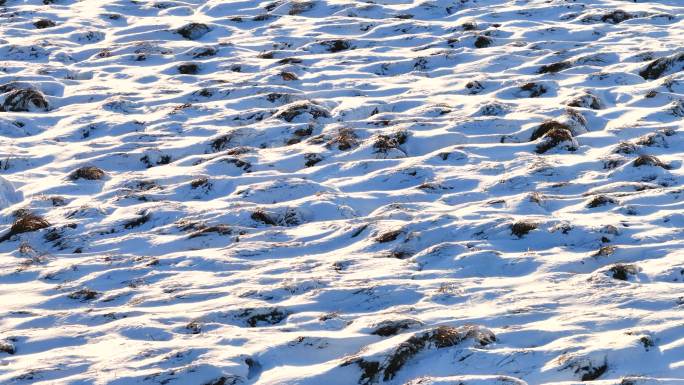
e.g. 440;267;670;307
0;213;50;242
511;220;538;238
69;166;106;181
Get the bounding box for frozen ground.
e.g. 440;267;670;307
1;0;684;384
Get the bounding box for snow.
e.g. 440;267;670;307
1;0;684;384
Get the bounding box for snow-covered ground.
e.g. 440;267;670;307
1;0;684;384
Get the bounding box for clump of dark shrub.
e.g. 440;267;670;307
593;245;616;257
320;39;352;52
601;10;633;24
251;209;277;226
465;80;484;94
520;82;547;98
474;35;492;48
185;320;202;334
530;120;571;141
639;52;684;80
304;153;323;167
0;87;49;112
34;19;56;29
69;166;105;181
567;92;602;109
539;61;572;74
273;101;330;122
373;130;408;154
192;47;217;58
344;325;495;383
177;23;210;40
327;128;358;151
511;220;538;238
289;1;314;15
535;127;575;154
280;71;298;81
371;319;423;337
0;340;15;355
612;142;637;154
203;376;241;385
609;264;638;281
0;213;50;242
375;229;403;243
586;195;617;208
188;224;232;239
178;63;199;74
190;177;211;189
633;154;670;169
124;211;151;229
277;57;303;65
580;361;608;381
68;288;99;301
236;307;289;327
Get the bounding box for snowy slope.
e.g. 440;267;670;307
1;0;684;384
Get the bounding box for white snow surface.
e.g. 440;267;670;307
1;0;684;384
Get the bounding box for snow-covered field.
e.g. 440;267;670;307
1;0;684;384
